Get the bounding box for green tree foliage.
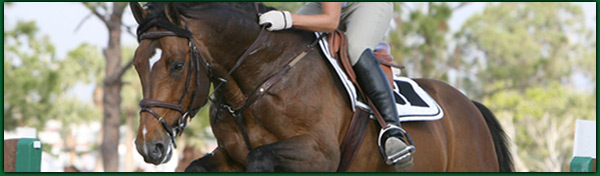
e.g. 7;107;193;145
453;2;595;171
392;2;453;79
485;83;595;171
455;2;591;98
62;43;105;87
383;2;594;171
4;21;102;130
60;44;105;123
4;21;59;130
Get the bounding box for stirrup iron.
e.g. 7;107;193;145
386;143;415;165
378;125;415;165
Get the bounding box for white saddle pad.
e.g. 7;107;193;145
392;77;444;122
315;32;443;122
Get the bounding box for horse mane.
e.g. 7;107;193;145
143;2;275;20
138;2;276;38
177;2;275;15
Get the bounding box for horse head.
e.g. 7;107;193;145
130;1;275;165
130;2;211;164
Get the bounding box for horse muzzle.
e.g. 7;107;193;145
135;138;174;165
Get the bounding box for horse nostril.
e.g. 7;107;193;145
155;142;165;152
149;142;165;159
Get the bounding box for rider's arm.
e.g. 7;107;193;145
290;2;342;33
259;2;342;32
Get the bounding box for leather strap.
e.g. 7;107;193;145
218;32;324;151
139;99;185;114
140;107;178;148
240;34;323;114
139;31;179;40
332;29;388;172
137;19;209;149
337;107;370;172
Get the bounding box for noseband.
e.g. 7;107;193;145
137;21;210;148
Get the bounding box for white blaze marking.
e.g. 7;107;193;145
142;126;148;155
149;48;163;71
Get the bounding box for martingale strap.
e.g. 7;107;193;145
207;2;328;152
231;33;325;116
217;29;326;151
209;25;270;101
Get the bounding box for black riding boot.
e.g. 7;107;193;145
353;49;414;170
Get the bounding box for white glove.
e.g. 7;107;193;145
259;10;293;31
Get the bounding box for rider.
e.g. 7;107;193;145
259;2;413;169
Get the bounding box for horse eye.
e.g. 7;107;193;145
170;62;185;72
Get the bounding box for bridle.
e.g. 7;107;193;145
135;3;263;149
137;20;210;149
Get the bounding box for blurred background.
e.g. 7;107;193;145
3;2;596;172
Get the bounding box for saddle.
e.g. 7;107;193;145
326;30;404;172
327;30;402;88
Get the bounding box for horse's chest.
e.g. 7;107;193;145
212;115;281;158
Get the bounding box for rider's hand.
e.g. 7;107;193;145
259;10;293;31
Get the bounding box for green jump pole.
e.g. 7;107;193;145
15;138;42;172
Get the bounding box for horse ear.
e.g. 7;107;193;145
130;2;147;25
164;3;182;27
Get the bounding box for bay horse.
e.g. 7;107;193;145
130;2;513;172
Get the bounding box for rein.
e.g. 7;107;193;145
214;32;324;151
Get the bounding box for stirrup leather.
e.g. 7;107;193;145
378;125;416;165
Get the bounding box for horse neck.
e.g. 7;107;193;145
189;7;262;70
237;31;312;91
193;15;312;98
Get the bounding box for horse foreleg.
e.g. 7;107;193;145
246;134;339;172
185;146;244;172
